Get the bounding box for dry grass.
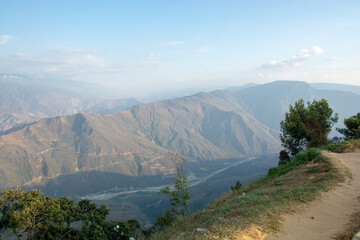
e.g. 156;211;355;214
149;149;344;240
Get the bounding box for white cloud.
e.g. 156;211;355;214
149;53;154;57
86;54;105;67
294;49;311;59
0;45;170;87
262;46;324;69
197;46;214;53
0;35;14;44
313;46;324;55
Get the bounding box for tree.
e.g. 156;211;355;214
0;189;66;240
280;98;338;156
159;152;190;217
278;149;291;166
337;112;360;140
230;180;242;191
154;209;174;231
0;189;141;240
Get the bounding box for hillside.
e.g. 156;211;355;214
0;91;280;191
152;142;360;240
266;151;360;240
1;80;359;195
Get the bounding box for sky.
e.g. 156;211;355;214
1;0;360;97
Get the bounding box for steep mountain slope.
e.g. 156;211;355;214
0;91;280;190
1;81;358;193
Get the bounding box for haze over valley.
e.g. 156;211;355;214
1;0;360;229
1;79;360;223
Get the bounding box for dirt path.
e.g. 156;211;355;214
264;152;360;240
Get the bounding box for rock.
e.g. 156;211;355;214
197;228;208;233
352;230;360;240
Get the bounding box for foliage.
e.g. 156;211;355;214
0;189;141;240
152;152;190;235
322;139;360;153
155;209;175;231
159;152;190;217
278;149;291;166
280;98;338;156
152;148;342;240
230;180;243;191
337;112;360;140
267;148;325;178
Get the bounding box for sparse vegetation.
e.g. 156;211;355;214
142;152;191;236
230;180;243;191
1;98;358;240
159;152;190;218
151;148;343;239
321;139;360;153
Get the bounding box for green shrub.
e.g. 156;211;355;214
321;143;342;153
230;180;243;191
267;148;325;178
306;148;321;160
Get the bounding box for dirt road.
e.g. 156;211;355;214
264;152;360;240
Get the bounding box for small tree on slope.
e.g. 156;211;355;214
159;152;190;217
280;98;338;156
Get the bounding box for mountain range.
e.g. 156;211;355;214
0;80;359;196
0;74;141;131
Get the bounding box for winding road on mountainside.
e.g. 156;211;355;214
82;156;258;201
264;152;360;240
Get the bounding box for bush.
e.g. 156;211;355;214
230;180;243;191
278;149;291;166
267;148;324;178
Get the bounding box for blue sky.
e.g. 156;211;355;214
1;0;359;97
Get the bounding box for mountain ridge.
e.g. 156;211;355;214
1;80;359;196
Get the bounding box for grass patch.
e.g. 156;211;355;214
322;139;360;153
149;148;344;240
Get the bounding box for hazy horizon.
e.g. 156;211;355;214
1;0;359;98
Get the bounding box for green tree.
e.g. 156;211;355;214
0;189;64;240
280;98;338;156
0;189;141;240
154;209;174;231
230;180;242;191
337;112;360;140
159;152;190;217
278;149;291;166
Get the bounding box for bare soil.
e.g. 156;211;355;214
264;152;360;240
